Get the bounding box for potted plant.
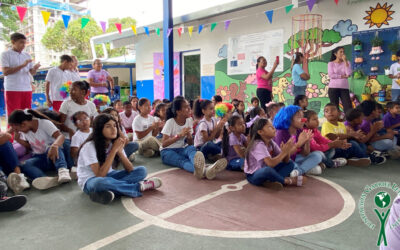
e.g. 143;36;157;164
388;40;399;61
371;65;379;72
354;69;364;79
354;53;363;64
369;36;384;55
352;38;362;51
384;66;390;75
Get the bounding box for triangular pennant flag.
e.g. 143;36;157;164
115;23;122;34
81;18;90;29
144;26;150;36
188;26;193;37
224;20;231;30
156;28;160;36
285;4;294;14
41;11;51;26
198;24;204;34
210;22;217;32
177;27;183;37
265;10;274;24
167;28;172;37
62;15;71;29
131;25;137;35
334;0;339;5
100;21;106;33
16;6;27;22
307;0;316;11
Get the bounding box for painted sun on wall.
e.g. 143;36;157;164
364;2;395;28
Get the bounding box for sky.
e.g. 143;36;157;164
89;0;237;26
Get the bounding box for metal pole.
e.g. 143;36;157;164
163;0;174;100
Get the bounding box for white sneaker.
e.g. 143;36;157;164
193;151;206;179
290;169;299;177
332;158;347;168
306;166;322;175
18;173;30;190
58;168;72;184
6;173;24;194
140;177;162;191
70;167;78;181
205;158;228;180
32;176;59;190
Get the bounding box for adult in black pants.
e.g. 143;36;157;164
327;47;352;114
256;56;278;112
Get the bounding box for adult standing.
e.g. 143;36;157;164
327;47;352;113
45;55;75;112
69;55;81;82
1;33;40;116
87;59;114;98
292;52;310;97
388;50;400;101
256;56;278;112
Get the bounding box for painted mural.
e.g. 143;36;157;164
363;2;395;28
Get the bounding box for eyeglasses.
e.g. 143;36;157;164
76;117;90;124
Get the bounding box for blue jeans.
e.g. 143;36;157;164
161;146;198;173
124;142;139;157
392;89;400;101
371;136;397;152
63;139;74;168
294;151;323;175
83;167;147;198
293;85;307;97
246;161;294;185
0;141;19;175
198;141;222;158
20;147;67;180
321;148;336;168
227;158;244;171
334;140;368;159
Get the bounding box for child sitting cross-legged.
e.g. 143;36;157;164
383;101;400;133
245;118;307;190
304;110;348;168
222;115;247;171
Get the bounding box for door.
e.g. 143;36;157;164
182;51;200;100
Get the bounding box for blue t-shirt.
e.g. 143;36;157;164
292;64;307;86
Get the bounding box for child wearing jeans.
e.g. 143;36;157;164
77;114;161;204
222;116;247;171
193;99;226;161
304;110;348;168
245;118;306;190
161;98;227;180
9;109;71;190
273;105;323;176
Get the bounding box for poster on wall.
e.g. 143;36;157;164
153;52;181;100
227;29;284;75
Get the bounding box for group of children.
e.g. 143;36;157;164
1;84;400;209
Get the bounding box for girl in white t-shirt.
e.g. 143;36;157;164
153;103;167;139
193;99;227;162
161;98;227;180
133;98;161;157
8;109;72;190
70;111;92;163
77;114;161;204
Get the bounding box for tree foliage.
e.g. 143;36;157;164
0;0;27;41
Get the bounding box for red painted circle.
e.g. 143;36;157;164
134;169;345;231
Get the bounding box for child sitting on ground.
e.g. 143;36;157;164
383;101;400;132
294;95;308;113
232;100;245;120
119;101;135;134
153;103;167;139
246;97;260;114
70;111;92;164
77;114;161;204
222;115;247;171
113;99;123;113
245;118;306;190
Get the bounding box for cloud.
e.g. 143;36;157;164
218;44;227;58
332;19;358;37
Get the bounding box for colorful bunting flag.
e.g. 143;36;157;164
334;0;339;5
285;4;294;14
62;15;71;29
156;28;160;36
307;0;316;11
131;25;137;35
115;23;122;34
198;24;204;34
167;28;172;37
144;26;150;36
265;10;274;24
100;21;106;33
16;6;27;22
210;22;217;32
81;18;90;29
177;27;183;37
188;26;193;37
224;20;231;30
41;11;51;26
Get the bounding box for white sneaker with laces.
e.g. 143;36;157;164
306;166;322;175
140;177;162;191
332;158;347;168
58;168;72;183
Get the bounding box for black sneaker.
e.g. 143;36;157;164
0;195;27;212
369;154;387;165
89;191;115;204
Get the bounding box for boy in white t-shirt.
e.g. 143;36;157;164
133;98;162;157
70;111;92;165
389;50;400;101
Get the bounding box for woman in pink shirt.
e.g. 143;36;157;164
256;56;278;112
327;47;352;113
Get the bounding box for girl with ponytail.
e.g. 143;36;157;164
291;52;310;97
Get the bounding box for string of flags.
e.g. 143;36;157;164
6;0;341;37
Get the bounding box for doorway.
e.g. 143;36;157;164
182;51;200;101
